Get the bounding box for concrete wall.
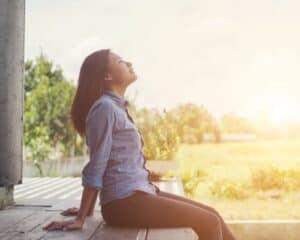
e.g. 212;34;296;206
0;0;25;208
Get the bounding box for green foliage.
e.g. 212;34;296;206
250;165;300;191
24;125;52;176
181;167;207;196
134;107;181;160
176;141;300;201
165;166;208;196
126;93;180;160
175;164;300;200
209;178;249;200
167;103;217;144
24;51;81;175
24;53;65;99
128;99;219;160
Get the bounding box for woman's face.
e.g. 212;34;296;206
105;51;137;87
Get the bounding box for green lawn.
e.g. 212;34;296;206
165;139;300;220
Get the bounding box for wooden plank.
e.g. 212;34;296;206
0;206;102;240
136;229;147;240
147;228;198;240
92;178;197;240
0;208;55;240
3;178;300;239
46;198;101;213
154;177;185;196
146;178;197;240
46;193;101;213
0;207;37;233
90;222;142;240
39;211;103;240
0;178;197;240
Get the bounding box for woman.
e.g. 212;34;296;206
42;49;236;240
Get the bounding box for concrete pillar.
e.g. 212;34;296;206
0;0;25;209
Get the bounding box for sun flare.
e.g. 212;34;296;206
241;93;300;126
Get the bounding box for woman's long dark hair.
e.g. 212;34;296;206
70;49;111;137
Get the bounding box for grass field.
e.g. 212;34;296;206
164;139;300;220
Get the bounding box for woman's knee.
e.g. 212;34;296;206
194;213;222;239
204;205;223;220
207;212;222;228
193;210;222;232
211;207;220;215
210;208;227;227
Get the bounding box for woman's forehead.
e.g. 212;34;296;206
109;52;121;60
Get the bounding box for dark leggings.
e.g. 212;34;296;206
101;188;236;240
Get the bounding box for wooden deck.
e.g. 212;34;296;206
0;177;198;240
1;177;300;239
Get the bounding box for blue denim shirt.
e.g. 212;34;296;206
82;90;160;206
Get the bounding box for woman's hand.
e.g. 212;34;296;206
149;170;162;181
42;218;84;231
60;207;79;216
60;206;94;216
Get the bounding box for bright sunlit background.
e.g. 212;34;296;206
25;0;300;126
23;0;300;224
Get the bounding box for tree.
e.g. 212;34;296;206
168;103;216;144
127;93;180;160
24;51;81;176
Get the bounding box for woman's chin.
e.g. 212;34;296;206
126;76;137;86
131;73;138;82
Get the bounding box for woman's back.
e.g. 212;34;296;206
82;90;158;206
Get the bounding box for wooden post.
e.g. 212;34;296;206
0;0;25;209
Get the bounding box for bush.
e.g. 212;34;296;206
209;178;249;200
250;165;300;191
133;108;181;160
176;167;208;196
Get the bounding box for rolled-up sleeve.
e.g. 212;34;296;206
82;101;114;190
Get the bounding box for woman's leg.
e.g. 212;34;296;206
157;190;236;240
101;191;223;240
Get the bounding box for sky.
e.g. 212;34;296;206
25;0;300;124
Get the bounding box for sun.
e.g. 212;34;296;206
269;110;284;126
244;93;300;126
263;94;298;126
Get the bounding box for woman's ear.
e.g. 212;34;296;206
104;73;113;81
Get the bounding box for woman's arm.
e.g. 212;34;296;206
78;101;115;221
87;188;98;216
43;186;98;231
76;186;99;222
